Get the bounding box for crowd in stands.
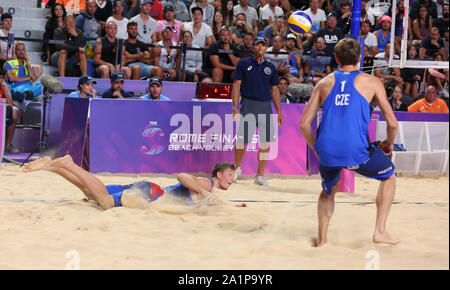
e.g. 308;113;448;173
0;0;449;152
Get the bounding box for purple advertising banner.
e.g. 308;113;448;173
89;100;309;175
374;111;449;122
57;98;90;166
0;99;5;163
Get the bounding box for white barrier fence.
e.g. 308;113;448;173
376;121;449;175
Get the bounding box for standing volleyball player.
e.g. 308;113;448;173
300;38;400;247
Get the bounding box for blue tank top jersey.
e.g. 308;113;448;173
377;30;391;53
163;177;214;205
288;54;299;77
314;71;371;167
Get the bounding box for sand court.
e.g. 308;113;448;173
0;163;448;270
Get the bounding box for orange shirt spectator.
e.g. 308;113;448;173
56;0;86;15
408;86;449;113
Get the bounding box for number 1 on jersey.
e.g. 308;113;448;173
341;81;346;92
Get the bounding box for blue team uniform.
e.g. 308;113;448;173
105;178;214;207
315;70;395;195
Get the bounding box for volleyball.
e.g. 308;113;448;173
288;11;312;35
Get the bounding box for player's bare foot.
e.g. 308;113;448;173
23;156;52;173
49;155;73;169
315;238;328;247
373;231;401;245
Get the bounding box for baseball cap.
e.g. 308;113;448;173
111;72;125;83
253;36;267;45
163;5;175;12
379;15;392;24
149;77;163;86
142;0;153;4
287;33;296;40
327;12;337;19
162;25;173;32
78;75;97;85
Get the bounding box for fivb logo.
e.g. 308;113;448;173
166;106;279;160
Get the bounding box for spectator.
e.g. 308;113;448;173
202;26;240;83
95;0;114;33
233;0;259;33
289;0;310;11
361;0;375;27
361;19;379;56
150;0;164;20
76;0;100;40
184;7;215;48
260;0;284;26
131;0;159;45
0;77;18;153
222;0;235;27
212;11;224;40
374;42;403;86
427;52;449;99
231;13;254;45
373;15;392;53
237;31;254;58
330;0;353;13
189;0;215;27
410;0;438;20
444;30;449;56
412;4;433;43
436;0;447;18
336;1;352;35
433;2;449;38
302;37;331;85
56;0;86;16
361;45;374;74
387;82;409;112
408;85;449;113
401;45;423;100
44;4;67;65
0;5;3;15
156;5;184;43
278;76;295;103
419;27;447;60
180;30;209;82
152;26;179;80
140;77;171;100
283;33;304;83
0;13;15;72
122;0;142;19
387;0;406;52
161;0;190;22
265;35;289;77
125;21;162;79
4;43;43;106
107;0;130;40
53;15;88;77
94;21;132;79
303;0;326;46
68;75;97;98
102;72;134;98
315;13;343;57
262;16;289;47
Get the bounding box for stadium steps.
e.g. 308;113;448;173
1;0;40;8
2;6;50;19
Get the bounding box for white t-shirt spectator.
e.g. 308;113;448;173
364;32;378;49
183;21;213;48
233;5;259;28
303;8;326;33
130;14;158;44
265;47;289;69
259;4;284;22
106;17;130;40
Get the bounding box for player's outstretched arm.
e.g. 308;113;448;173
177;174;223;203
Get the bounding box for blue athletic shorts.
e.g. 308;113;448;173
319;146;395;195
105;181;164;207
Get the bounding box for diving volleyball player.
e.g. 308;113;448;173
300;38;400;247
23;155;246;209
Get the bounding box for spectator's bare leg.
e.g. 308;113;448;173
5;106;17;149
98;65;111;78
121;67;132;79
131;65;141;80
57;50;68;77
78;48;88;76
212;68;224;83
150;66;163;78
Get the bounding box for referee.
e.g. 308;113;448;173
232;36;283;186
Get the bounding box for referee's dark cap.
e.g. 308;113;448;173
253;36;267;45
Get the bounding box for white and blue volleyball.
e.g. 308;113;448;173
288;11;312;35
